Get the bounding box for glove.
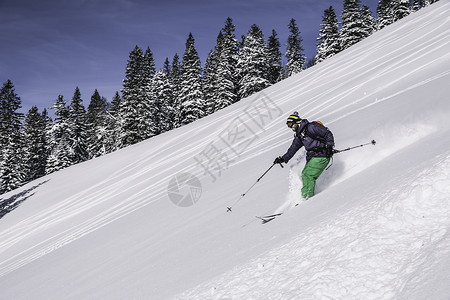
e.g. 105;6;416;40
325;145;334;158
274;156;285;164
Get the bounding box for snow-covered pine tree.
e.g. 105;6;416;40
143;47;156;83
46;95;72;174
203;35;222;115
237;24;271;99
377;0;395;30
214;49;237;111
68;87;89;164
110;91;121;117
87;89;109;157
118;45;153;147
141;47;161;137
22;106;48;182
160;62;177;131
170;54;182;128
204;18;239;114
219;17;239;103
0;80;23;151
315;6;341;64
412;0;424;11
0;80;25;194
267;29;282;84
179;33;205;126
285;19;306;77
163;58;171;78
142;47;158;137
361;5;377;39
145;72;164;136
340;0;367;50
393;0;411;21
153;70;175;132
0;131;24;194
42;108;53;165
87;89;108;127
105;91;121;153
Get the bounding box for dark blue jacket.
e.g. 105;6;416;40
282;119;335;162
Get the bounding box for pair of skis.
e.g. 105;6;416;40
255;202;301;224
255;212;283;224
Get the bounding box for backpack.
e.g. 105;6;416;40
298;121;327;142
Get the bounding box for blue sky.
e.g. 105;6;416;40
0;0;380;114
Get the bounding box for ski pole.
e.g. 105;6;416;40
227;162;283;212
333;139;376;154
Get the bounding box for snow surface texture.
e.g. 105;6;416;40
1;2;450;299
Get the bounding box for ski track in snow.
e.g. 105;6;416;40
0;132;216;277
175;152;450;300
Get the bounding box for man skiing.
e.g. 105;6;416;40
274;112;335;199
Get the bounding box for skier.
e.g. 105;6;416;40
274;112;335;200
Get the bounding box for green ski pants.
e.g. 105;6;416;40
301;157;330;199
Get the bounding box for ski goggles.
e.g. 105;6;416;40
286;119;301;128
286;115;301;128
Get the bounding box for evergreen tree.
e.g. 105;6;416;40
179;33;205;125
106;91;121;153
110;91;122;117
142;47;156;84
118;45;152;147
239;35;246;50
0;80;23;152
219;17;239;102
377;0;395;30
162;57;171;77
0;80;24;193
203;49;219;115
23;106;48;182
393;0;411;21
170;54;182;128
87;89;109;157
361;5;377;39
203;34;223;115
237;24;270;99
316;6;341;63
68;87;89;164
0;130;24;194
141;47;159;136
340;0;365;50
267;29;282;84
412;0;425;11
204;18;239;114
286;19;306;76
87;89;107;127
145;73;164;136
153;70;176;132
42;108;53;164
214;50;237;110
46;95;72;174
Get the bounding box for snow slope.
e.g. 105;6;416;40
1;2;450;299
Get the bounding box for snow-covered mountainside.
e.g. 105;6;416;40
1;2;449;299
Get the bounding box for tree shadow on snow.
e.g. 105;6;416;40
0;180;49;219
